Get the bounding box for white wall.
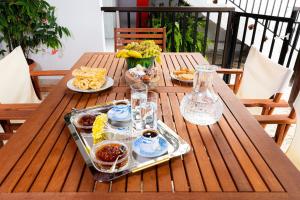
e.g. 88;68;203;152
31;0;105;70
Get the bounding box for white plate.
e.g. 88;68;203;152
67;77;114;93
170;73;193;83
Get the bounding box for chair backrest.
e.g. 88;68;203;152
114;27;166;52
237;46;293;99
0;46;40;103
286;92;300;170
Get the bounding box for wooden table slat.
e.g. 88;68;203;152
142;167;158;192
61;150;85;192
160;54;173;87
45;138;78;192
77;167;95;192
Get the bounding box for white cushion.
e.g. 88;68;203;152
0;46;40;103
237;46;293;99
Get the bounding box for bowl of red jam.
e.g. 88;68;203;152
73;112;99;134
91;140;129;172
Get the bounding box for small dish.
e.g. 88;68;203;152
67;76;114;93
90;140;129;173
170;73;193;83
132;135;168;158
72;111;101;134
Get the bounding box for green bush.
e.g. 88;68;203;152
0;0;70;58
150;0;211;53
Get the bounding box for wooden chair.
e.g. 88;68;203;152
0;46;68;147
217;46;293;115
254;91;300;170
114;28;167;52
216;69;289;115
255;108;296;146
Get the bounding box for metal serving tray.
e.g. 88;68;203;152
64;101;191;182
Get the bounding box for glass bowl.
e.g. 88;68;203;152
72;111;101;134
90;140;129;172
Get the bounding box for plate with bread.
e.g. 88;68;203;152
171;68;195;83
67;66;114;93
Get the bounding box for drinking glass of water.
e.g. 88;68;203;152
142;91;158;129
130;83;148;134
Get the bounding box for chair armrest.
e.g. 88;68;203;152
254;114;296;125
30;70;69;77
241;99;290;108
216;68;244;75
0;133;13;140
0;103;39;120
216;68;243;94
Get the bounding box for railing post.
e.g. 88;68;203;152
278;16;295;65
286;8;300;68
289;51;300;106
171;12;176;52
222;11;233;69
288;8;300;106
223;11;238;83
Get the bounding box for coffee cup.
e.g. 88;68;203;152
140;129;160;153
107;105;131;128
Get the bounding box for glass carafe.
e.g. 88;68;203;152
180;65;223;125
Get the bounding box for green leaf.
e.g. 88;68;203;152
0;0;70;57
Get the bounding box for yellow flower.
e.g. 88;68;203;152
127;50;143;58
116;49;129;58
155;56;162;64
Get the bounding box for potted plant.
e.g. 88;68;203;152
0;0;70;66
116;40;162;69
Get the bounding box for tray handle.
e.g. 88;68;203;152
131;155;170;173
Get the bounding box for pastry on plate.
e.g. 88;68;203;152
72;66;107;90
173;68;195;81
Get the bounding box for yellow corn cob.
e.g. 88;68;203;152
92;114;108;144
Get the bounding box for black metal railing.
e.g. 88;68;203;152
226;12;295;70
102;6;298;71
286;8;300;69
226;0;297;18
102;6;235;69
225;0;299;53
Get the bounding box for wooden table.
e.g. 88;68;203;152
1;53;300;200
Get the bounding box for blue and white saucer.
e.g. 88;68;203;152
132;136;168;158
